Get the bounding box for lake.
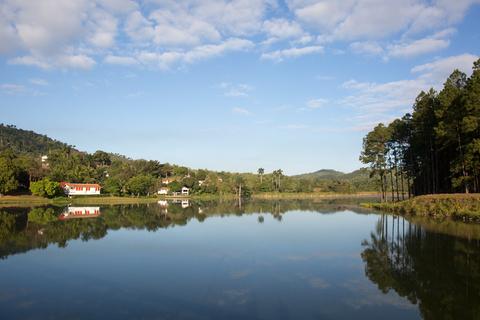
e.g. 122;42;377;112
1;199;479;319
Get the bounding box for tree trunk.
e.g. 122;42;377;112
389;169;395;202
457;127;469;193
400;171;405;200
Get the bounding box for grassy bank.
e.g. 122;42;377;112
252;192;380;200
0;195;160;207
362;194;480;221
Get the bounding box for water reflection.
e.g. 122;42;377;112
361;214;480;319
59;206;101;220
0;199;480;319
0;199;372;260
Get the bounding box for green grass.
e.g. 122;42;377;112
362;194;480;222
0;195;159;207
252;191;380;200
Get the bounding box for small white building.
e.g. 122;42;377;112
158;187;169;195
181;187;190;195
161;178;173;185
41;155;49;168
61;182;101;196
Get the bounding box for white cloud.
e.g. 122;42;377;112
350;41;384;55
261;45;324;62
0;0;478;70
232;107;251;115
29;78;49;86
388;38;449;58
1;83;26;94
288;0;480;41
9;54;96;70
263;18;304;43
87;9;118;48
104;55;139;66
411;53;478;84
109;38;254;69
219;83;253;97
340;54;479;131
306;98;328;109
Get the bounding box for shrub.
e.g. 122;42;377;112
30;178;63;198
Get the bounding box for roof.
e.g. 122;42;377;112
61;182;101;188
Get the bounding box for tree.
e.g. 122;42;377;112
360;124;391;201
257;168;264;183
103;177;123;195
125;175;155;196
92;150;111;166
0;149;20;195
361;59;480;195
30;178;62;198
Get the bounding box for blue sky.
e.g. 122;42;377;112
1;0;479;175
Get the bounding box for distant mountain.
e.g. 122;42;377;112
293;169;346;180
0;124;71;155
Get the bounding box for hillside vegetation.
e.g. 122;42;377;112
0;124;70;155
364;194;480;221
0;124;378;197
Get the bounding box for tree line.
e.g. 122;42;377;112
360;59;480;201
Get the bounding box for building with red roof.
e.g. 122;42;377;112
60;182;101;196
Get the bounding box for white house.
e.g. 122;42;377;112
161;178;173;185
181;187;190;195
61;182;101;196
41;155;49;168
158;187;169;195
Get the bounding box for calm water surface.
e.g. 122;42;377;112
1;199;479;319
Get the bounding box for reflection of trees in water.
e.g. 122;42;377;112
361;214;480;319
0;200;369;260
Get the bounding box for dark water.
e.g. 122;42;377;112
1;199;480;320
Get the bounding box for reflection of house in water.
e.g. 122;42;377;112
59;207;101;220
158;200;169;207
172;199;190;208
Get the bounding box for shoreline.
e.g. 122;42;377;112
0;192;380;208
362;194;480;222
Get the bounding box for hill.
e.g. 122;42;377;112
0;124;71;155
293;168;377;192
293;169;345;180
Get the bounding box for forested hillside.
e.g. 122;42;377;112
0;125;378;197
361;58;480;201
0;124;70;155
293;169;345;180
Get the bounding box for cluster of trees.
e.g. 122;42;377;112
0;123;381;198
361;59;480;200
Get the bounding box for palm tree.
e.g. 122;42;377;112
276;169;283;191
257;168;264;183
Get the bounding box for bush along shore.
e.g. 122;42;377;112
362;194;480;222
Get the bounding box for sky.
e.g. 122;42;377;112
0;0;479;175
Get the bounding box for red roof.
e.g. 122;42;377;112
60;182;101;188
